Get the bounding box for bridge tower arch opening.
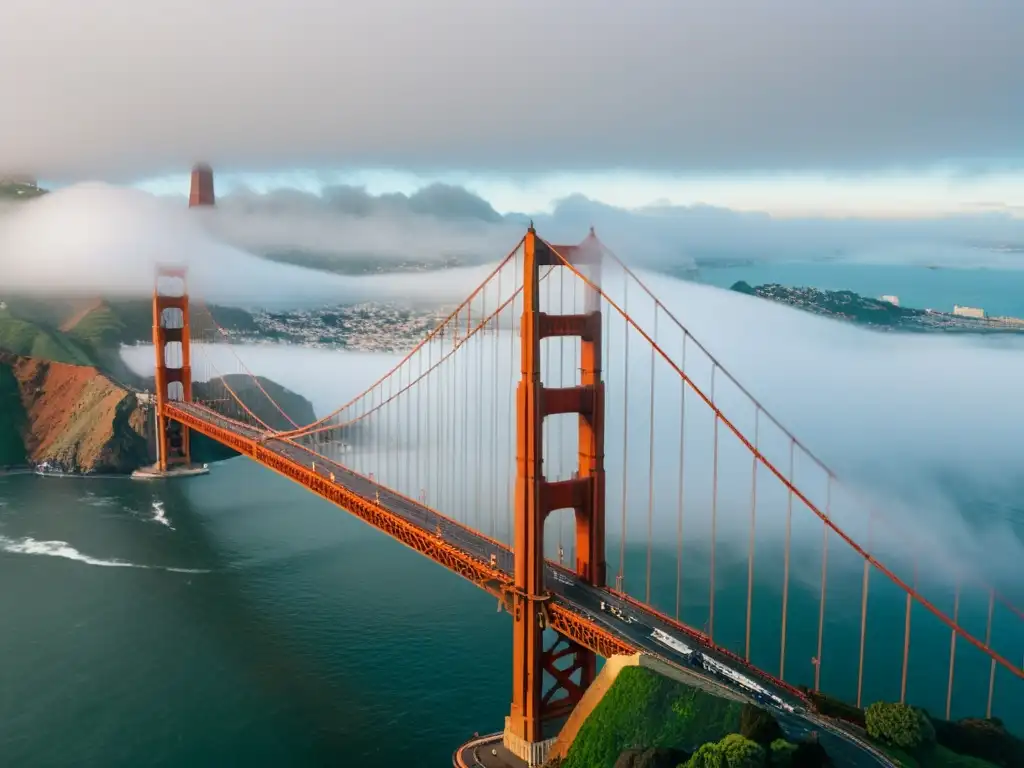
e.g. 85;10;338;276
152;266;194;470
505;226;607;765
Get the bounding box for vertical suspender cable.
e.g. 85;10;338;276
675;333;687;622
645;306;657;604
463;302;471;527
779;439;794;680
477;279;486;534
856;514;873;708
506;252;517;546
815;477;830;692
745;410;760;662
946;581;960;720
709;365;719;642
986;589;997;718
900;560;916;703
618;279;630;591
492;267;502;538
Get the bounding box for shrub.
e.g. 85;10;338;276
865;701;935;751
684;735;766;768
769;739;798;766
932;716;1024;767
684;743;726;768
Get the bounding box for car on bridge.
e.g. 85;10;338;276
599;600;637;624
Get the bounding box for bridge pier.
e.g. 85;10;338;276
145;265;200;477
502;724;557;766
503;226;607;764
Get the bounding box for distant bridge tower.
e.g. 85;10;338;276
189;163;215;207
504;226;606;766
152;266;194;470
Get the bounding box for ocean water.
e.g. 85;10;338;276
2;460;1021;768
0;464;514;767
2;261;1024;766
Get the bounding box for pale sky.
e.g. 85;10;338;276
5;0;1024;218
3;2;1023;182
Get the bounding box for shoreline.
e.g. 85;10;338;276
0;466;139;480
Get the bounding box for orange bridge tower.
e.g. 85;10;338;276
152;266;194;471
189;163;215;207
504;226;607;765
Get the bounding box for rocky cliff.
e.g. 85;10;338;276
0;351;319;473
0;351;149;473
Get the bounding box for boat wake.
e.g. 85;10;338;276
150;500;174;530
0;535;208;573
78;492;117;508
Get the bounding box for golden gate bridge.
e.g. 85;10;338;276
148;225;1023;766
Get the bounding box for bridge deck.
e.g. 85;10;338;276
166;401;892;767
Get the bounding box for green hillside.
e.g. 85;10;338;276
0;298;258;387
562;666;743;768
66;303;127;349
92;298;258;345
0;306;96;366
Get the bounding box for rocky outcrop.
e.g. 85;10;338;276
0;351;150;473
0;351;319;474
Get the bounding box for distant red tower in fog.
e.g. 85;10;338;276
189;163;215;207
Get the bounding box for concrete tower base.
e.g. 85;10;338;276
502;718;557;767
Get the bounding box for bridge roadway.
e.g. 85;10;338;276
170;402;892;767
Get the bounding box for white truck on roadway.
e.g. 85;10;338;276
649;628;794;713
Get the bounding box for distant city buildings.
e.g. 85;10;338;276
880;295;900;306
0;174;37;187
953;305;985;319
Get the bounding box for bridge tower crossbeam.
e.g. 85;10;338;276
504;226;607;766
152;266;194;470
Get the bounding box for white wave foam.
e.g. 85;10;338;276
0;535;208;573
150;500;174;530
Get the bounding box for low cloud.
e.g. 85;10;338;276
0;183;498;307
166;183;1024;274
3;182;1024;313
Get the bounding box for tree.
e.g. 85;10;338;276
685;735;765;768
865;701;935;751
719;734;766;768
740;704;784;746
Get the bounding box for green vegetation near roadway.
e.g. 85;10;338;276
558;666;742;767
0;360;27;467
550;667;1021;768
0;308;96;366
